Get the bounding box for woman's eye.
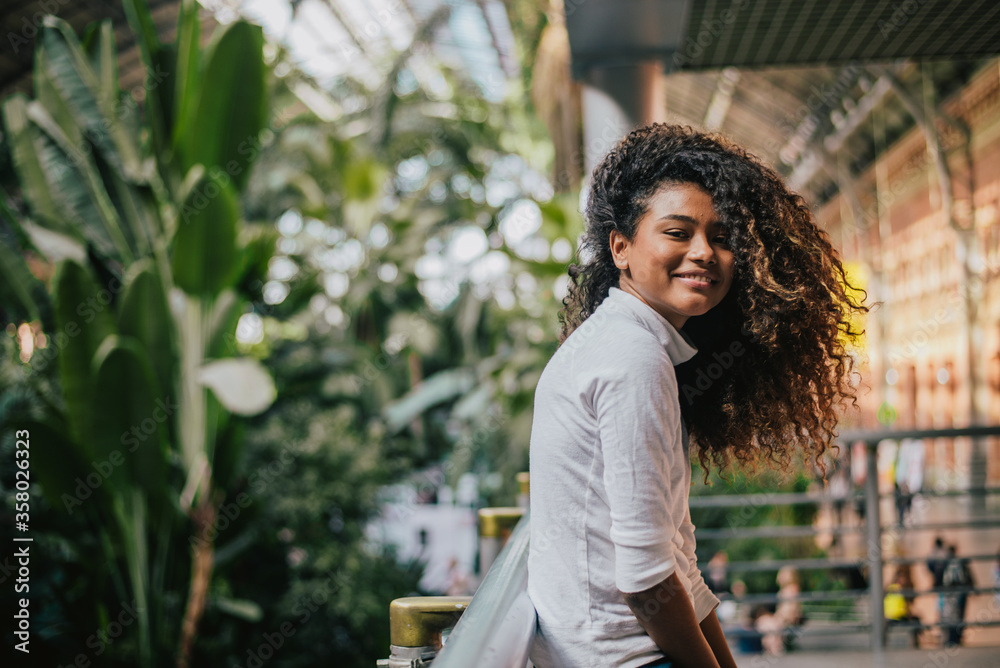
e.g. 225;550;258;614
665;230;687;238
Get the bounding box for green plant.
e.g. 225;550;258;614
0;1;275;665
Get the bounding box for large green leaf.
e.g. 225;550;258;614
177;21;266;191
39;16;143;182
27;100;133;260
90;335;168;496
2;95;129;260
102;165;159;256
52;259;117;445
171;0;201;151
33;45;84;154
118;259;176;402
122;0;168;164
81;20;120;129
171;169;240;297
2;95;66;235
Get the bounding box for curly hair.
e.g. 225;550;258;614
560;124;868;476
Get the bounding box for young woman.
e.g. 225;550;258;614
527;125;866;668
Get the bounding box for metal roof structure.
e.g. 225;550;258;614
565;0;1000;206
567;0;1000;74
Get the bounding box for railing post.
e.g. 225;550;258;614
864;440;885;651
516;472;530;510
433;513;534;668
377;596;471;667
478;507;524;575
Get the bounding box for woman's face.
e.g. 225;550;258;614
610;182;735;330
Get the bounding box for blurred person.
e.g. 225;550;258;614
884;567;921;647
941;544;974;646
851;441;867;522
706;551;729;594
927;536;948;588
754;605;784;656
775;567;803;627
829;461;849;543
775;566;804;651
894;480;913;527
737;605;769;654
716;579;746;626
528;124;866;668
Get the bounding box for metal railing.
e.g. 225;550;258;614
379;425;1000;663
699;425;1000;651
432;513;533;668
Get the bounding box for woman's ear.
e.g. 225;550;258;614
609;229;629;270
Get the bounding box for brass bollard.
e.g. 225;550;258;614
516;472;530;510
377;596;471;667
478;507;524;575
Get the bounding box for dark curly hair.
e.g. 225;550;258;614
560;124;868;476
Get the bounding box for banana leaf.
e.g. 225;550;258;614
52;259;117;446
171;0;201;153
118;259;177;404
171;169;240;298
121;0;169;165
39;16;143;182
90;335;169;499
81;20;119;114
176;20;266;191
3;96;129;260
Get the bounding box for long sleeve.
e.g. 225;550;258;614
592;337;687;594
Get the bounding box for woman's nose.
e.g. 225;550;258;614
687;233;716;263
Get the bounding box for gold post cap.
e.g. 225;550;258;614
389;596;472;648
516;472;530;496
478;507;524;538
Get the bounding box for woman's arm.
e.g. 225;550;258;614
622;572;721;668
699;609;738;668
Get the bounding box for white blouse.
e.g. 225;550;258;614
527;287;719;668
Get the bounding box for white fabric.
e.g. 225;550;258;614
527;287;720;668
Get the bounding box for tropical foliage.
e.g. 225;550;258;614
0;0;280;665
0;1;571;666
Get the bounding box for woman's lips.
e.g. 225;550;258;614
675;273;717;289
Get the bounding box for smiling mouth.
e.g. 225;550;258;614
674;273;718;286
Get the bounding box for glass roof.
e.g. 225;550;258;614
199;0;516;101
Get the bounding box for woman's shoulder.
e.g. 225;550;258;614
556;306;673;386
561;300;668;356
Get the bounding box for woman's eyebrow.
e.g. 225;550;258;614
657;214;724;226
